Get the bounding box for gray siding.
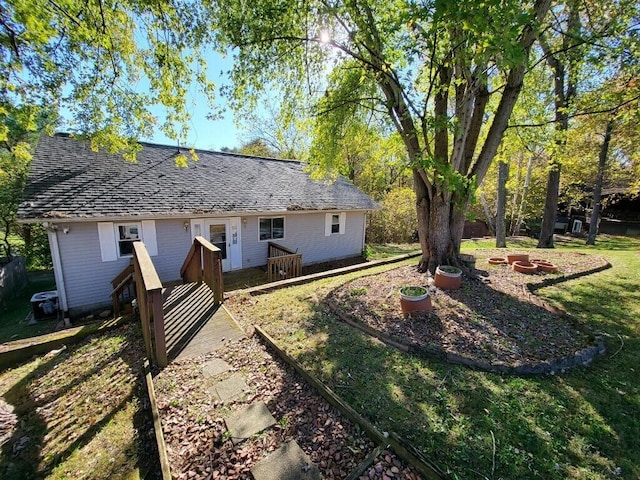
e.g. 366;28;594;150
56;222;129;313
56;213;366;314
240;211;365;267
57;219;192;313
153;219;193;281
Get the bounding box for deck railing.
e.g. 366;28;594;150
180;236;224;304
111;261;135;317
267;242;302;283
132;242;167;367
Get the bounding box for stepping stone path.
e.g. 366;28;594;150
251;440;322;480
209;373;250;402
225;402;276;445
202;357;323;478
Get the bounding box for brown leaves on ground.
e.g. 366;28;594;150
154;336;424;479
328;251;608;367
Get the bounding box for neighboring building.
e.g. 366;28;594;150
18;134;377;317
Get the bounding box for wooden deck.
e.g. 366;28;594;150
163;282;243;361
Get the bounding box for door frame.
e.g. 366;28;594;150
190;217;242;271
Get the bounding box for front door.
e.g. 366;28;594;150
205;219;231;271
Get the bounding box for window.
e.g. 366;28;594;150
259;217;285;241
325;212;346;236
331;214;340;234
98;220;157;262
117;223;140;257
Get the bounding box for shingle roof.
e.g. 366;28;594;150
18;134;378;220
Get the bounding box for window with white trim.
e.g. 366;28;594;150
331;214;340;234
98;220;157;262
259;217;285;241
116;223;140;257
325;212;346;235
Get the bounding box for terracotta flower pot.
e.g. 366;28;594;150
512;260;538;274
537;262;559;273
399;286;432;316
488;257;507;265
434;266;462;290
507;253;529;265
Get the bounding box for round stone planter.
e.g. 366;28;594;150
507;253;530;265
488;257;507;265
512;260;538;274
459;253;476;270
534;261;559;273
399;286;432;316
434;266;462;290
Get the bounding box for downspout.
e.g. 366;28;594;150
362;211;368;251
47;228;69;314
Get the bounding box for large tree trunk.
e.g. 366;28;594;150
586;119;614;245
537;162;561;248
496;161;509;247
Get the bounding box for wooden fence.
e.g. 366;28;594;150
267;242;302;283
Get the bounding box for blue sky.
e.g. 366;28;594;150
147;51;241;151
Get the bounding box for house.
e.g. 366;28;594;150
17;134;378;317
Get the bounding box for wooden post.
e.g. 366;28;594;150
133;258;153;362
150;289;167;367
213;252;224;304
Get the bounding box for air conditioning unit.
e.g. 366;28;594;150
31;290;59;320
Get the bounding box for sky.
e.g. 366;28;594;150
147;51;242;152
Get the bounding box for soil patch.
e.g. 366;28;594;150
327;251;609;369
154;336;424;479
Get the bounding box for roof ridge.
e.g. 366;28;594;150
52;132;303;165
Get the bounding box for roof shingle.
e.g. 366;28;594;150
18;134;378;220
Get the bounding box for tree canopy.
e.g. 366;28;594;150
1;0;216;160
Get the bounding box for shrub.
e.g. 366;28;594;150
367;187;417;244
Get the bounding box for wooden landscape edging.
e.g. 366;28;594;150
229;252;422;297
253;325;447;480
324;253;613;375
0;316;130;370
144;360;172;480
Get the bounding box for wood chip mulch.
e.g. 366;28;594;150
154;336;425;479
327;251;609;367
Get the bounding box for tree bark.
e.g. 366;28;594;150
586;119;614;245
480;192;496;235
537;162;561;248
496;161;509;247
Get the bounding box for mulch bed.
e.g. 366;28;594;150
326;251;609;369
154;336;424;479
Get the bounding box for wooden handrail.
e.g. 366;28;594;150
181;236;224;304
268;241;297;256
111;262;135;317
133;242;167;367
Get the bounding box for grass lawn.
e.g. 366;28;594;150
0;322;158;479
0;272;58;344
226;235;640;479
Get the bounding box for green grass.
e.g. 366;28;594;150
227;234;640;480
0;272;57;344
0;323;157;479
